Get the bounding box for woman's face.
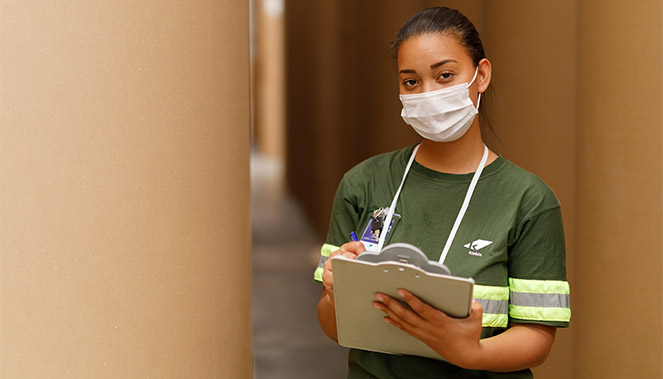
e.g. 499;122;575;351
397;32;489;102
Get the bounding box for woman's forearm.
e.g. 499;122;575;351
317;289;338;342
466;323;556;372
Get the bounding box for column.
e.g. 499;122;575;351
0;1;252;377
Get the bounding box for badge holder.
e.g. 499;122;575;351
358;211;399;252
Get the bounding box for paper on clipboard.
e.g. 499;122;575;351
331;243;474;361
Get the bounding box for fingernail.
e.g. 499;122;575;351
372;302;382;310
375;294;384;302
397;290;406;298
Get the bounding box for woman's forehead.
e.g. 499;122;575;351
397;33;471;68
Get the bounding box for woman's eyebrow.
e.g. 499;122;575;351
399;59;458;75
398;69;417;75
430;59;457;69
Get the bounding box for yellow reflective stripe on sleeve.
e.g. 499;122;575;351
321;243;340;257
509;305;571;323
509;278;570;295
314;244;339;282
473;285;509;328
313;266;324;282
473;284;509;301
481;313;508;328
508;278;571;322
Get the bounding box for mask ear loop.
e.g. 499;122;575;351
467;67;479;88
467;66;481;110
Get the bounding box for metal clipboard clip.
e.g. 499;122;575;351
356;242;451;276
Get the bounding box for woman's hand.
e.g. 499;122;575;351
373;289;557;371
373;289;483;368
318;241;366;342
321;241;365;297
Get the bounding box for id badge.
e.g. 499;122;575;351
359;207;400;252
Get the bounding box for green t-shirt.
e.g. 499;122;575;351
314;145;570;378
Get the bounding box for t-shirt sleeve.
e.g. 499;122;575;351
507;205;571;327
313;174;361;282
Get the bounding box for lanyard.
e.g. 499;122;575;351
376;144;489;264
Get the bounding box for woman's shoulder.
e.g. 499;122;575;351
491;157;561;211
343;145;414;181
497;158;552;185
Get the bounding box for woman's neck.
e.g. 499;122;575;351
414;124;497;174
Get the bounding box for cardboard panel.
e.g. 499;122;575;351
0;1;252;377
575;1;663;377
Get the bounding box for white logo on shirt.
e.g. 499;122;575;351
464;239;493;257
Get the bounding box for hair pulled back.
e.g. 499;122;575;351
391;7;486;66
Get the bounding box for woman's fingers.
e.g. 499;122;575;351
322;241;366;293
469;299;483;323
337;241;366;258
322;258;334;293
373;295;430;342
397;289;448;322
329;241;364;260
375;290;450;326
374;292;429;330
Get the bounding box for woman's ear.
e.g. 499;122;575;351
477;58;492;93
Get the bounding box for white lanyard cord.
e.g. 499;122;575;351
376;144;420;252
438;145;489;264
376;144;489;264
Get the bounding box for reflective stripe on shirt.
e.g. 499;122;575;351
321;243;339;257
473;284;509;327
314;244;340;282
509;278;571;323
314;267;324;282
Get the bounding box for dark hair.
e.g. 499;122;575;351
391;7;485;65
391;7;500;146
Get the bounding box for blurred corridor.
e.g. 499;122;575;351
251;151;348;378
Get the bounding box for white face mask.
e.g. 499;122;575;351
399;67;481;142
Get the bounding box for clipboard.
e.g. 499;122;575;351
331;243;474;361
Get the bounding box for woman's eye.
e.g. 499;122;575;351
403;79;418;87
438;72;452;80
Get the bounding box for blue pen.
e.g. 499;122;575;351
350;231;359;241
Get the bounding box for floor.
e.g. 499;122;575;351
251;152;348;379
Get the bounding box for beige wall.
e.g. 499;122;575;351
254;0;286;159
285;0;662;377
574;1;662;377
0;1;252;378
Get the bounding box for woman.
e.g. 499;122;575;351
314;7;570;378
